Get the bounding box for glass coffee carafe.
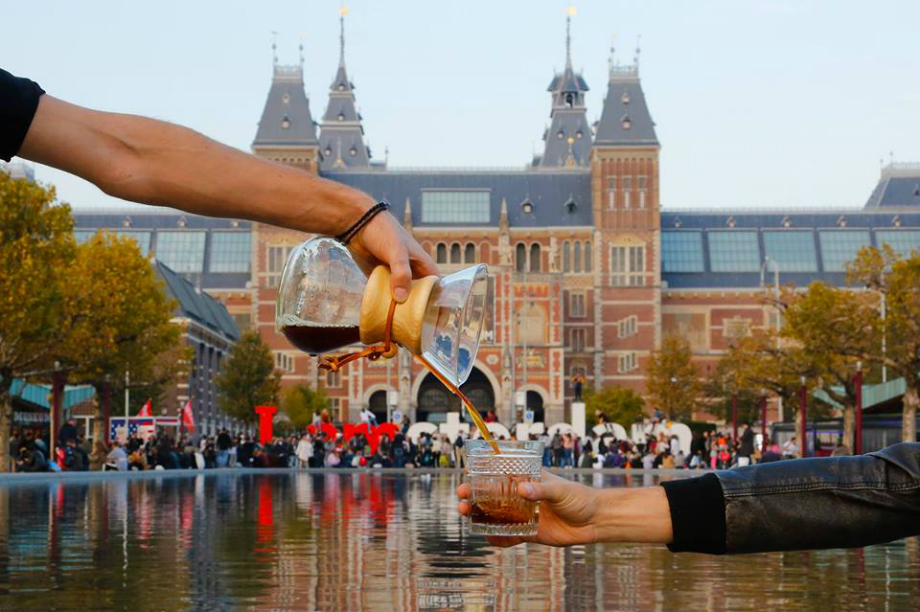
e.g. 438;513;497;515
275;237;489;387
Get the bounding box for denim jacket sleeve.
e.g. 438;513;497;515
661;442;920;554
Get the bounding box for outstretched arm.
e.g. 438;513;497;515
458;443;920;554
19;95;436;301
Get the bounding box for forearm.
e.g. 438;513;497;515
663;443;920;554
20;96;373;234
593;486;673;545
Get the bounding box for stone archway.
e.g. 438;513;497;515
416;366;495;424
368;390;388;423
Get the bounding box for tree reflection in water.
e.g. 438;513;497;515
0;472;917;611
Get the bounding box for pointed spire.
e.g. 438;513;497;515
339;4;348;67
565;5;576;69
500;198;509;233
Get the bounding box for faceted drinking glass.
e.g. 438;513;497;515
466;439;544;536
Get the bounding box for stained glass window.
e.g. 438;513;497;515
819;230;870;272
763;231;817;272
708;231;760;272
662;231;704;273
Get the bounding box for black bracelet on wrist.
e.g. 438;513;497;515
335;200;391;245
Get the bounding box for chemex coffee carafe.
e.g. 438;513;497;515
275;237;489;387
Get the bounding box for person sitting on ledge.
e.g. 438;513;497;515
457;442;920;554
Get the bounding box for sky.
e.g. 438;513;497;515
3;0;918;211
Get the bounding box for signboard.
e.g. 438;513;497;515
514;391;526;408
392;411;403;424
524;410;535;424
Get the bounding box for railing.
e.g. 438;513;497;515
882;162;920;178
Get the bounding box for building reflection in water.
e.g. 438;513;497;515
0;473;917;611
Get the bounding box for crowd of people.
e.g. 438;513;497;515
9;412;821;474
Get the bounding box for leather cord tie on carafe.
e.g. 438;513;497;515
318;299;398;373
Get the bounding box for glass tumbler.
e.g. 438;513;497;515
466;439;544;536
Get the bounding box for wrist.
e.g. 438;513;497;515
592;486;673;545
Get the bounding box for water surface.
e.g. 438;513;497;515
0;471;917;611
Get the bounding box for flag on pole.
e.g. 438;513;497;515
138;399;152;417
181;400;196;434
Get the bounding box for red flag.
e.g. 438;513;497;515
181;400;196;434
138;399;152;417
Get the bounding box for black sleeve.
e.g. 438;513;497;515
1;68;45;162
661;473;727;554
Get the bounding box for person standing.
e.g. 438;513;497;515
737;423;755;467
216;429;233;467
571;372;584;402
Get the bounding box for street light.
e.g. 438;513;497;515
799;375;808;458
760;256;782;422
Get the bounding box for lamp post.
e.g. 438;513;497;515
854;361;863;455
799;376;808;458
760;390;768;451
50;361;64;459
731;392;739;442
760;257;782;421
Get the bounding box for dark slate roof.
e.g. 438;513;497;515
594;68;658;147
659;209;920;289
155;261;240;341
541;61;592;168
252;65;319;148
72;211;250;230
324;169;593;227
864;165;920;208
318;59;370;171
548;69;589;94
540;111;593;168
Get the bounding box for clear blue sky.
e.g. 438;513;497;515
3;0;918;211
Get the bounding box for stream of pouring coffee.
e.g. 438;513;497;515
415;355;500;454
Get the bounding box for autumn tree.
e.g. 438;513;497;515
0;173;75;471
281;384;328;431
645;335;702;420
584;385;645;429
216;330;281;424
848;246;920;443
781;282;877;451
57;232;184;467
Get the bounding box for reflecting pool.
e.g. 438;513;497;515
0;471;917;611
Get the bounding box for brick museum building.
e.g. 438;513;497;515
72;18;920;428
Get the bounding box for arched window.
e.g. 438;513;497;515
450;243;461;264
530;243;541;273
436;243;447;264
515;243;526;272
574;241;582;273
563;242;571;273
584;241;592;273
464;242;476;263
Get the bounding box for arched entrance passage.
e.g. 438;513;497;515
526;391;545;423
417;367;495;424
368;390;388;423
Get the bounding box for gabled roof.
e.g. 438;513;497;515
252;65;319;148
594;67;658;147
155;261;240;341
